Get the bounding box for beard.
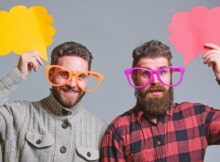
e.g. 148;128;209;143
135;84;173;118
51;85;85;108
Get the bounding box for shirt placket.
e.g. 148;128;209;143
151;121;166;162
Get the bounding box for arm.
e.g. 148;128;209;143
0;51;43;140
205;107;220;145
0;50;43;105
100;125;126;162
0;68;23;105
203;44;220;143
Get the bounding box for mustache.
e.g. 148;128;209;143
146;84;166;93
62;85;79;92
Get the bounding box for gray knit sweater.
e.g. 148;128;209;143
0;68;108;162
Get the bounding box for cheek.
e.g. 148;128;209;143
77;80;88;89
135;77;148;86
49;73;60;84
50;76;61;84
160;74;171;83
137;85;149;94
132;74;142;85
52;75;68;84
166;75;172;84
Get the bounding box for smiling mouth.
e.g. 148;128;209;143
63;91;78;96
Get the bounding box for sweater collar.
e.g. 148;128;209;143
41;91;81;117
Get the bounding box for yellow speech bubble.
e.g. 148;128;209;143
0;5;56;61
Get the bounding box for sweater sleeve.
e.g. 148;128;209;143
0;68;26;141
0;67;24;105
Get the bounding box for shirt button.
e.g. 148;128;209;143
62;122;68;129
87;152;91;157
36;139;41;144
157;140;161;145
60;146;67;153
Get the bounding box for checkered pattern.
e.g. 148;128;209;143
101;102;220;162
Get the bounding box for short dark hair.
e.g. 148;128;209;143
132;40;172;67
50;41;93;70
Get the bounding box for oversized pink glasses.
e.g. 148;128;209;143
124;66;185;88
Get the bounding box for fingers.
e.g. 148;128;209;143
27;51;44;71
203;43;220;78
203;53;220;67
203;43;220;63
204;43;220;50
17;50;44;78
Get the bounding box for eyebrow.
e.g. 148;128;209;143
138;66;168;70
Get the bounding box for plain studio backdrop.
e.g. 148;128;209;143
0;0;220;161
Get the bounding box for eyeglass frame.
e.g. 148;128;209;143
124;66;185;88
45;65;104;92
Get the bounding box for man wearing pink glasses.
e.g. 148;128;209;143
101;40;220;162
0;41;107;162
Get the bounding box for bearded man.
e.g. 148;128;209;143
101;40;220;162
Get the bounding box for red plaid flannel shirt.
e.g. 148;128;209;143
101;102;220;162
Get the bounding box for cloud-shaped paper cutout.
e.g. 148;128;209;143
168;6;220;65
0;5;56;61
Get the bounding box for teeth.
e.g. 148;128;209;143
64;89;73;92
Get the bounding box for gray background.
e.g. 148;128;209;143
1;0;220;161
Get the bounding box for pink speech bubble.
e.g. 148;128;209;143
168;6;220;65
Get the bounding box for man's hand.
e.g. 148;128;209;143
17;50;44;78
203;43;220;79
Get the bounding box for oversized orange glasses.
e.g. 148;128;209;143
45;65;104;92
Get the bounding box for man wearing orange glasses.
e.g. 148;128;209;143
0;41;107;162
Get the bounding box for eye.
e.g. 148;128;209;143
141;70;150;78
59;71;69;79
78;73;87;80
160;68;169;75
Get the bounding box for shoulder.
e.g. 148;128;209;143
2;100;32;113
172;102;218;116
111;108;134;123
105;107;136;132
0;100;32;129
174;102;208;111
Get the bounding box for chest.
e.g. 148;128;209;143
122;117;207;161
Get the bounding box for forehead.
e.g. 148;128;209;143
137;57;169;69
57;55;89;71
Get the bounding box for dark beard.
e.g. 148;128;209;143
51;86;85;108
135;84;173;118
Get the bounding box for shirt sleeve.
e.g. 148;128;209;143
206;106;220;145
100;124;127;162
0;67;25;140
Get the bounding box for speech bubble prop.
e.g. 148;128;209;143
0;5;56;61
168;6;220;65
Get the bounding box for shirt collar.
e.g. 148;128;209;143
41;90;81;117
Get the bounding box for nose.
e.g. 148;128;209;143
151;72;160;84
66;76;77;87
